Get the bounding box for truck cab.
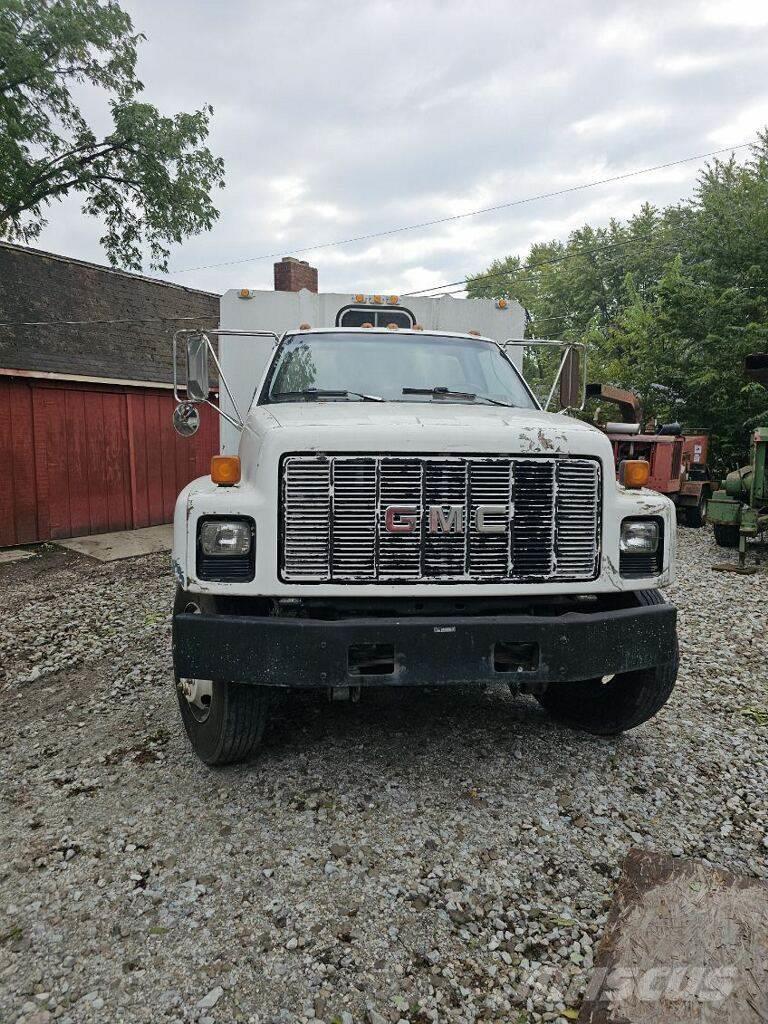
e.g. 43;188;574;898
170;290;678;764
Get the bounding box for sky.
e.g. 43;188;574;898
34;0;768;298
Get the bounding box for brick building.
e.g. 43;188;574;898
0;242;221;546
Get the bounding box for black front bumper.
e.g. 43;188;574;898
173;600;677;689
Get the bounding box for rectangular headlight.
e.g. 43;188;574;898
200;519;252;556
620;519;659;554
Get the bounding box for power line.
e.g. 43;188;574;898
0;314;218;329
404;234;683;297
528;312;575;323
169;141;752;275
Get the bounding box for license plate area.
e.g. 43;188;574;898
348;643;396;676
493;641;539;672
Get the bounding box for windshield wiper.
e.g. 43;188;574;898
272;388;383;402
402;386;515;408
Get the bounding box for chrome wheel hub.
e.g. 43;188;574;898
178;677;213;722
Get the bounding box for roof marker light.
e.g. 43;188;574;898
413;323;424;331
299;322;311;330
386;323;399;330
388;295;399;304
354;293;365;302
496;298;508;310
361;322;374;329
239;288;252;299
372;295;383;304
469;330;481;336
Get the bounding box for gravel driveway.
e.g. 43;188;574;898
1;529;766;1024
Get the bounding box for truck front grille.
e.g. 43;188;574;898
280;454;601;584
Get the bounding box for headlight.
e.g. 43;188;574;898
197;518;255;582
620;519;659;554
200;520;252;556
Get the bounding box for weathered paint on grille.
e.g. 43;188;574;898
280;454;601;584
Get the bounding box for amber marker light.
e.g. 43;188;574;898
387;323;399;330
361;322;374;328
211;455;241;486
619;459;650;488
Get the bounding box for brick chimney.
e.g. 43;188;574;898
274;256;318;293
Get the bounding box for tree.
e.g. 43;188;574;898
0;0;225;270
467;134;768;470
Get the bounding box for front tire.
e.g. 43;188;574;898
533;590;679;735
176;677;270;765
174;588;270;765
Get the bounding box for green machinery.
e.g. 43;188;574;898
708;354;768;571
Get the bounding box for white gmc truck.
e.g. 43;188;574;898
170;288;678;764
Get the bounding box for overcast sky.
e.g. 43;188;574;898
36;0;768;297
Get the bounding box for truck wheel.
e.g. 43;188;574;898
533;590;679;735
713;523;740;548
176;675;270;765
174;589;270;765
686;496;707;528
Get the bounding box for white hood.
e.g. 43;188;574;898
238;400;615;482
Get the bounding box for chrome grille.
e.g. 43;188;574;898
280;454;601;583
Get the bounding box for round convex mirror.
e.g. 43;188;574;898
173;402;201;437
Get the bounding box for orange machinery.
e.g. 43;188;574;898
587;384;712;527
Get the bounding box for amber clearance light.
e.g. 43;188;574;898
211;455;241;486
619;459;650;488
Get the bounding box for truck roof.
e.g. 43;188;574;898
283;326;499;343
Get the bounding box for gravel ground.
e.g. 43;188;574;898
1;528;766;1024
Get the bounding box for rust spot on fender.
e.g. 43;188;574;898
537;429;556;451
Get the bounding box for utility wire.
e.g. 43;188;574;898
0;314;218;329
405;234;683;297
169;142;752;274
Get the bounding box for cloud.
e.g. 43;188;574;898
28;0;768;300
570;107;668;138
702;0;768;28
708;100;768;146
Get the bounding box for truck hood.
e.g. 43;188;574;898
238;401;614;480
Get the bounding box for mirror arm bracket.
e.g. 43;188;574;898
503;338;587;412
173;328;280;431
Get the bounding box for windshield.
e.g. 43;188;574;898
261;332;536;408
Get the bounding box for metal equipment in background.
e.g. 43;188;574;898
586;383;712;526
708;353;768;573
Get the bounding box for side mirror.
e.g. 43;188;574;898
185;334;210;402
172;402;201;437
559;346;582;409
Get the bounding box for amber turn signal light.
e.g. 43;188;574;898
618;459;650;488
211;455;241;486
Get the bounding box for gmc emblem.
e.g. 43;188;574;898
384;504;507;534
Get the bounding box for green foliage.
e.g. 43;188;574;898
468;135;768;470
0;0;225;270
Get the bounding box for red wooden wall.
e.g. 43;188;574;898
0;376;219;547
